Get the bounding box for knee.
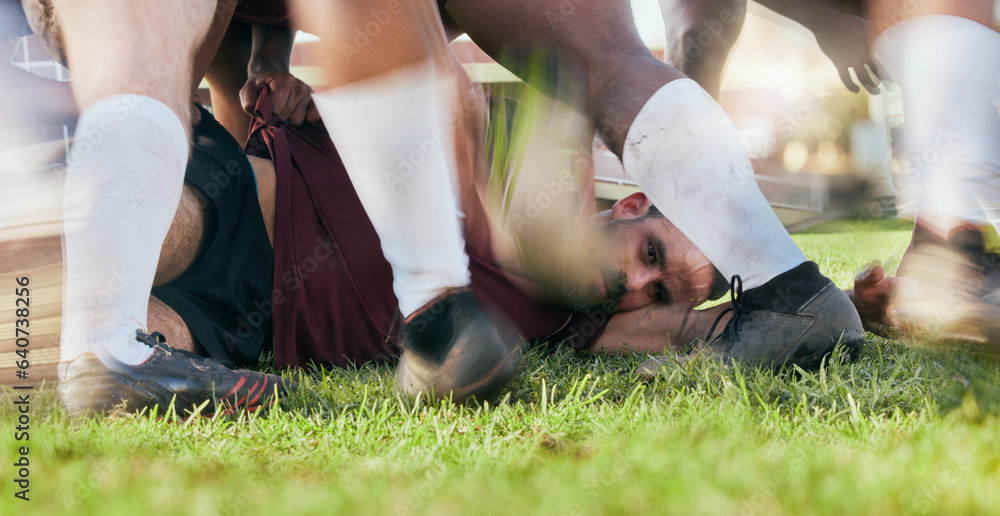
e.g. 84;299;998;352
662;0;746;71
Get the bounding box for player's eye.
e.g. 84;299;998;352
647;241;656;264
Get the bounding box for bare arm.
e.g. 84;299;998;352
239;24;319;126
587;303;732;355
753;0;882;93
249;23;295;74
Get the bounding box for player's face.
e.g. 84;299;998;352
600;214;728;312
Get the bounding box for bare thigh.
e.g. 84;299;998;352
154;183;206;286
290;0;448;86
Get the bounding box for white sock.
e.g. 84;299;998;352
312;58;470;316
874;16;1000;226
622;79;806;288
60;95;188;366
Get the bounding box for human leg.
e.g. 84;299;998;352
150;104;276;369
145;180;208;356
443;0;805;287
50;0;212;368
659;0;747;99
874;15;1000;239
872;13;1000;335
61;118;287;416
289;0;517;399
50;0;292;413
297;0;470;316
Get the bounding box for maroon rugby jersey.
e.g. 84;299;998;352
245;89;605;368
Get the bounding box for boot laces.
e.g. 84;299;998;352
134;330;205;361
135;330;167;346
705;275;748;344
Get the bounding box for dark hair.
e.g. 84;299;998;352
626;203;662;225
612;201;664;227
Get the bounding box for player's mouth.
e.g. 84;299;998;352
602;273;627;305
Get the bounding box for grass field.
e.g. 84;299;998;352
4;217;1000;516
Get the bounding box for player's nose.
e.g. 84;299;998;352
625;267;658;293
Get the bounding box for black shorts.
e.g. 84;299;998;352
150;106;274;368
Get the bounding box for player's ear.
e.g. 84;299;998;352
611;192;651;220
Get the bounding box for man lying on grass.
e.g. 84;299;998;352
77;91;894;381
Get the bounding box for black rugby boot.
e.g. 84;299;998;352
637;263;865;377
60;330;294;418
699;262;865;370
396;288;519;402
